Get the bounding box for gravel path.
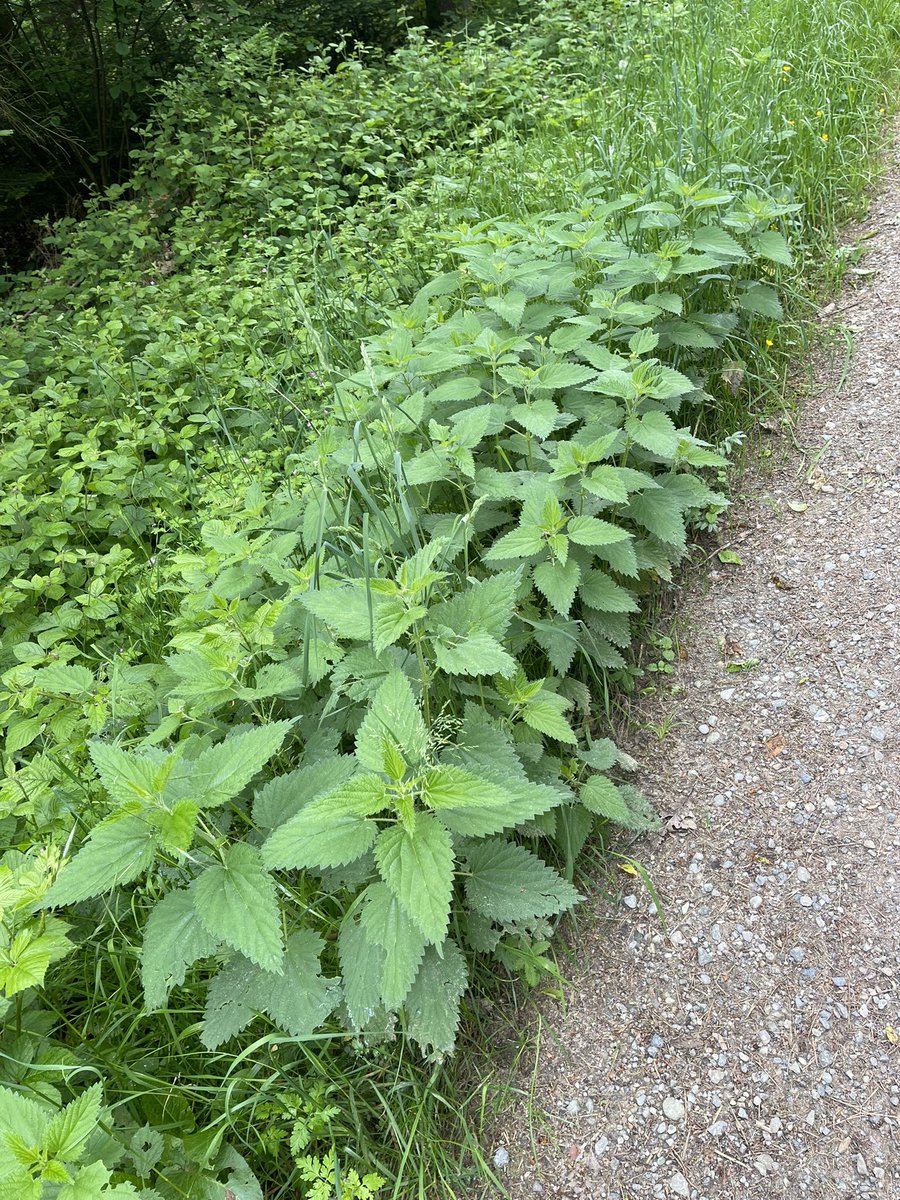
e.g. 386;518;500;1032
486;142;900;1199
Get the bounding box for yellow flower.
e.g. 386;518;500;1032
816;109;824;117
766;339;774;347
787;119;795;125
880;107;886;114
782;64;791;73
821;132;829;142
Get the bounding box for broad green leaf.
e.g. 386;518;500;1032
628;329;659;355
375;813;455;945
258;930;339;1037
57;1161;142;1199
691;226;747;258
405;939;468;1057
579;775;633;824
262;776;384;870
297;584;374;641
655;318;720;349
510;399;561;439
339;913;385;1029
87;743;165;807
0;1086;50;1159
521;695;577;744
578;739;619;771
530;363;597;390
355;671;428;774
174;721;293;809
426;571;519;641
422;766;512;812
581;465;629;502
483;524;544;562
593;536;639;578
566;515;631;547
149;800;198;853
252;757;357;829
579;569;639;612
432;629;517;678
141;888;219;1010
751;230;792;266
360;882;427;1008
193;843;283;973
624;411;681;457
44;1083;102;1162
737;282;783;318
42;814;157;907
428;376;482;405
533;558;581;617
531;614;581;675
463;838;581;922
484;290;527;328
626;489;686;545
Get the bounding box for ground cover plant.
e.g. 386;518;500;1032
1;1;898;1197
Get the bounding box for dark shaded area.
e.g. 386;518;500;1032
0;0;508;272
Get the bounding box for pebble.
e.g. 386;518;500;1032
698;947;713;966
708;1119;729;1137
790;947;805;963
493;1147;509;1169
662;1097;685;1121
796;866;811;883
668;1172;690;1197
623;894;638;909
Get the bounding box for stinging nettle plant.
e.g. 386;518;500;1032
37;179;794;1060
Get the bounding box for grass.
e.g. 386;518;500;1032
1;2;899;1198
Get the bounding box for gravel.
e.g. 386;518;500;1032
480;132;900;1200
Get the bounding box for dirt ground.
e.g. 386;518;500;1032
484;133;900;1200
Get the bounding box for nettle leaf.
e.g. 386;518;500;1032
339;912;385;1030
533;558;581;617
579;569;639;613
252;756;358;830
510;400;560;439
422;765;512;813
200;933;337;1049
463;838;581;923
521;693;577;744
624;410;681;456
141;888;219;1010
405;939;469;1057
625;488;687;545
297;584;374;641
42;814;158;907
530;363;597;390
531;614;580;675
375;813;455;945
88;742;166;807
751;230;792;266
737;282;783;318
484;523;544;562
360;882;428;1008
691;225;747;258
581;465;629;502
177;721;293;808
581;776;659;832
566;515;632;547
262;776;384;870
578;739;619;771
355;671;428;774
433;629;517;678
44;1083;102;1162
193;842;284;973
484;290;527;328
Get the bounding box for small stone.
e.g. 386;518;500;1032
708;1120;729;1137
532;1184;544;1195
708;1068;725;1084
566;1099;580;1116
798;895;813;907
796;866;811;883
668;1172;690;1197
754;1154;777;1177
698;947;713;966
790;947;805;964
856;1153;869;1177
869;727;885;743
749;894;762;910
663;1097;686;1121
623;894;638;909
594;1136;609;1157
493;1147;509;1169
832;976;846;988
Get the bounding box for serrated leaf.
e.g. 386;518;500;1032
533;558;581;617
57;1161;142;1199
628;329;659;355
432;629;517;678
0;1085;50;1154
484;290;527;328
751;230;792;266
355;671;428;773
297;584;374;641
428;570;519;640
44;1083;102;1162
577;739;618;770
262;776;384;870
464;838;581;922
422;765;513;812
175;721;293;809
360;882;427;1008
375;814;454;945
530;363;597;390
406;939;468;1057
484;524;544;562
150;799;198;853
655;318;720;348
579;775;634;824
581;465;629;502
531;614;580;676
193;843;283;973
579;569;639;612
259;930;339;1037
252;757;357;829
88;742;164;807
339;913;385;1029
625;489;686;545
141;888;219;1010
521;696;577;744
566;515;631;547
624;411;681;456
691;226;748;258
737;282;783;318
42;814;157;907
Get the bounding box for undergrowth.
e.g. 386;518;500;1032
0;1;898;1197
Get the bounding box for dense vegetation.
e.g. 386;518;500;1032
0;1;897;1197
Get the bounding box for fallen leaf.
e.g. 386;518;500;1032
717;549;743;566
720;360;746;396
886;1025;899;1045
770;573;796;590
567;1144;582;1161
818;301;836;317
666;812;698;833
723;636;744;659
618;862;639;877
765;733;786;757
725;658;760;674
787;501;808;513
759;416;780;433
